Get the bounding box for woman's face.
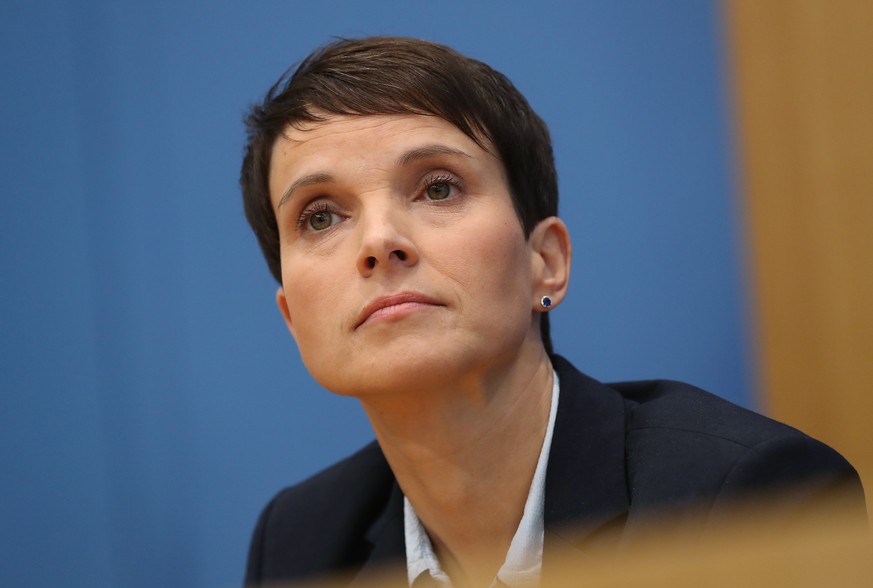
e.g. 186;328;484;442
269;114;545;396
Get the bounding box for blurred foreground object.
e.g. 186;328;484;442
725;0;873;514
282;494;871;587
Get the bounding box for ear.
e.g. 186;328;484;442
276;286;296;337
529;216;572;309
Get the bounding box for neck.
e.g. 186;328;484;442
359;343;554;587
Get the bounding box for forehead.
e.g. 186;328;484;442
272;114;483;160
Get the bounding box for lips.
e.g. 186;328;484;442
355;291;443;328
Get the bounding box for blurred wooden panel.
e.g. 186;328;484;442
306;499;872;587
724;0;873;510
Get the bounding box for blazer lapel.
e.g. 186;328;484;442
349;481;407;587
544;356;631;570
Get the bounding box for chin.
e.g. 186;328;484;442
317;348;477;397
302;326;527;396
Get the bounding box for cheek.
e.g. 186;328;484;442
486;227;534;302
434;216;531;302
281;260;346;342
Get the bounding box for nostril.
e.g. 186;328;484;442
366;256;377;269
394;250;406;261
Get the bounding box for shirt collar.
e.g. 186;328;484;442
404;371;561;587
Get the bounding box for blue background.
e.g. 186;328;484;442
0;2;749;587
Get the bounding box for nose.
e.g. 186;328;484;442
355;205;419;277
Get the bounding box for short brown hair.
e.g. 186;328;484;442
241;36;559;353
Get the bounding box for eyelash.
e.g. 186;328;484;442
294;173;465;232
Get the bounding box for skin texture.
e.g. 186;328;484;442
269;114;572;587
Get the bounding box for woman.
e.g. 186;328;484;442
240;37;862;588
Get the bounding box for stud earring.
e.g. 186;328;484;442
540;295;553;309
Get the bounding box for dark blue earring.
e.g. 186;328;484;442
540;296;552;309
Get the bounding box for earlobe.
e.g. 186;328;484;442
530;217;572;309
276;286;295;335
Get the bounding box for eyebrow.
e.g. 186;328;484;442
395;144;473;167
278;144;473;208
278;172;335;208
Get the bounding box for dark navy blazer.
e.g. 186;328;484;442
244;356;863;586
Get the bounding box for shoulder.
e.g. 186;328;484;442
550;355;861;514
608;378;861;510
614;377;801;446
245;441;395;585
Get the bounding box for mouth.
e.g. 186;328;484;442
355;291;444;329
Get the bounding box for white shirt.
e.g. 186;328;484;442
404;372;561;587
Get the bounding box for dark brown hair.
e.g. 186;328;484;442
241;36;559;353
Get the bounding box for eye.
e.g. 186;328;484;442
309;210;335;230
426;182;452;201
422;174;462;201
297;203;343;232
